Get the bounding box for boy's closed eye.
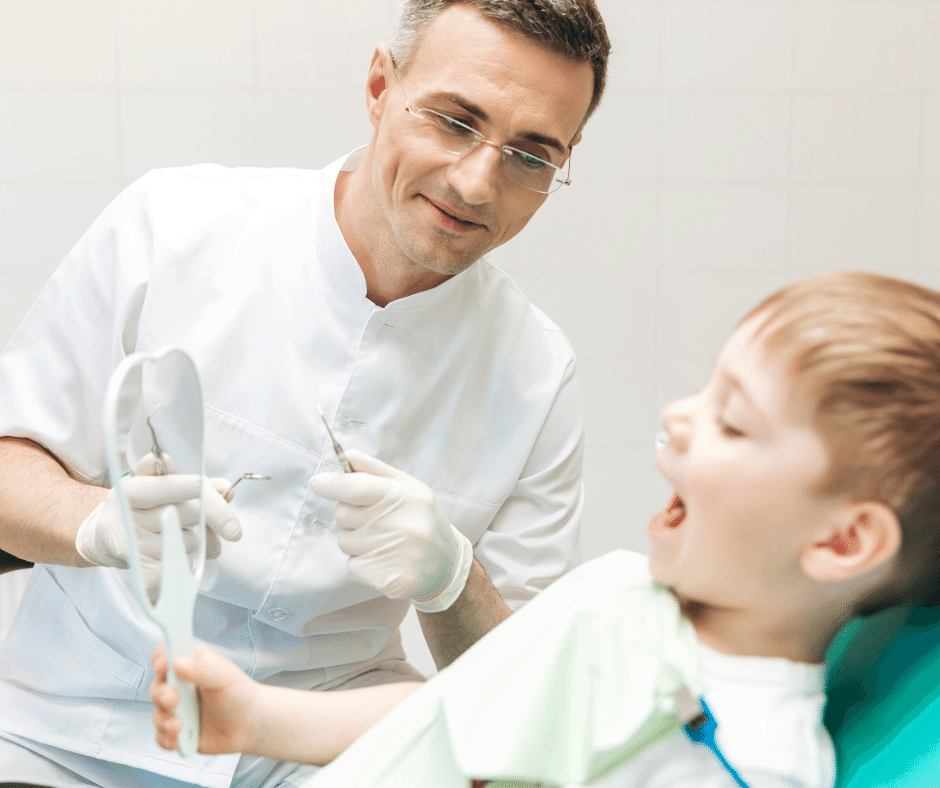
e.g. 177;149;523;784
717;418;747;438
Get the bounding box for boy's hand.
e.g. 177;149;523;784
150;643;259;755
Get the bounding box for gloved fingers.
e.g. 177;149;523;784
135;452;179;476
203;479;242;541
337;525;371;557
309;469;397;507
211;477;236;503
204;528;222;560
332;500;378;532
134;526;202;561
129;500;199;534
337;450;405;480
122;474;203;509
133;498;202;532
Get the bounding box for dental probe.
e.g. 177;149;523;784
146;406;167;475
226;473;272;497
316;403;355;473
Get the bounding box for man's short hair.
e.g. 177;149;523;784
744;271;940;615
389;0;611;132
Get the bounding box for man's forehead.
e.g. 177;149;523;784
401;4;594;140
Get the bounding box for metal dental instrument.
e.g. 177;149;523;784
147;405;168;475
316;403;354;473
226;473;272;496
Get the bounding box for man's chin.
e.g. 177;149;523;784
401;242;484;278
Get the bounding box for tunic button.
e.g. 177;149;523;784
268;607;289;622
304;512;329;533
338;411;363;432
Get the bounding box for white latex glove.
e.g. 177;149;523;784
76;453;242;597
308;449;473;613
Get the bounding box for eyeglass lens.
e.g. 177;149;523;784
408;106;568;194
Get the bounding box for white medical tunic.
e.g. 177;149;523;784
0;150;584;786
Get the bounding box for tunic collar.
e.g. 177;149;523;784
316;148;481;316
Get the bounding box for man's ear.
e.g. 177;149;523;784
801;502;902;583
366;44;392;128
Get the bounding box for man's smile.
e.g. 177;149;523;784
419;194;488;234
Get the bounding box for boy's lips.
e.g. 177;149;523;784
648;492;686;538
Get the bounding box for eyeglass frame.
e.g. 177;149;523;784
388;60;573;195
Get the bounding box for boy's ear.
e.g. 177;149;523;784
801;502;902;583
366;44;392;128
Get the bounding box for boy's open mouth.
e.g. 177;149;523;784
664;493;686;528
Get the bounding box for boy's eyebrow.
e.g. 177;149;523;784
423;91;568;157
721;370;770;426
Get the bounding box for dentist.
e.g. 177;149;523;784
0;2;610;786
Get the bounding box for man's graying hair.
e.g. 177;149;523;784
389;0;610;131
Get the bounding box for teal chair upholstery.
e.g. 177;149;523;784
825;602;940;787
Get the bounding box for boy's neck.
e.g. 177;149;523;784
681;597;851;665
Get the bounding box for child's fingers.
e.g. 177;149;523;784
173;643;230;691
149;675;180;711
152;643;168;680
152;702;183;751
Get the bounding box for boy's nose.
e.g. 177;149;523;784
660;396;694;452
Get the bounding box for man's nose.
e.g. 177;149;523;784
445;142;501;206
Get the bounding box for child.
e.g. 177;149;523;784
151;271;940;787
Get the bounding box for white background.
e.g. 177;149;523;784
1;1;939;671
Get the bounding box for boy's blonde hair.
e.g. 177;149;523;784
745;271;940;614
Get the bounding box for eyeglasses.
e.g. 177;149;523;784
392;65;572;195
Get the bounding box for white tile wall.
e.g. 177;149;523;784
0;93;118;180
663;95;792;181
257;1;395;91
116;0;255;88
925;96;940;181
120;92;257;182
660;184;788;270
929;3;940;94
0;1;116;87
791;183;919;275
920;185;940;272
794;3;928;92
661;3;794;92
1;0;937;661
792;96;921;181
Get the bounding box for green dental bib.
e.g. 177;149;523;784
305;550;701;788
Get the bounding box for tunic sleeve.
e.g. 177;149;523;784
0;174;156;483
473;352;585;609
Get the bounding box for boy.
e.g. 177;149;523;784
151;271;940;786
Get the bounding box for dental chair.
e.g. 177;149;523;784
826;599;940;786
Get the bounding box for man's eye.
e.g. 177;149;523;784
510;149;550;171
428;112;474;135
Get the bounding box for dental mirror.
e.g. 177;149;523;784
103;346;205;757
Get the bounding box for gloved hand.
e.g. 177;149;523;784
76;453;242;597
308;450;473;613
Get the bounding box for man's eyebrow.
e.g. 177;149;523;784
425;91;568;156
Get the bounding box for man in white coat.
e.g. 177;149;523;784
0;2;610;786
